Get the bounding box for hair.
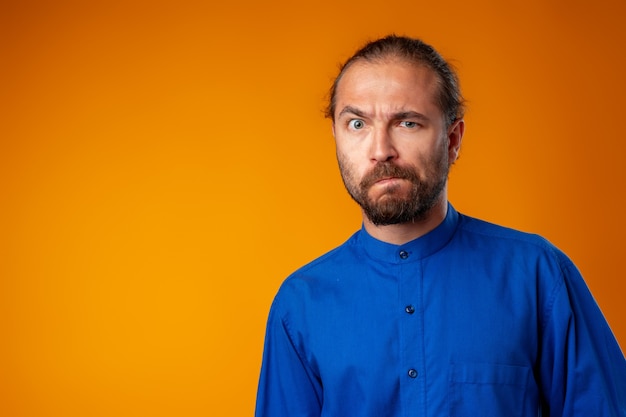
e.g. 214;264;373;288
325;35;465;127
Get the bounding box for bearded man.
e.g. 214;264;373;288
255;35;626;417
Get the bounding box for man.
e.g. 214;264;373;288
255;35;626;416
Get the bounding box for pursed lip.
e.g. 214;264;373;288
375;176;403;184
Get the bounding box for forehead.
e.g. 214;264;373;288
334;59;442;118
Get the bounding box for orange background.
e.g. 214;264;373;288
1;0;625;415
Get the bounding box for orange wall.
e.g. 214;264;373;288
1;0;625;415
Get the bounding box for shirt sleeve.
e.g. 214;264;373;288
255;296;323;417
537;254;626;416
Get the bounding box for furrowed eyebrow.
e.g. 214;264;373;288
336;107;431;123
337;106;368;119
392;111;430;123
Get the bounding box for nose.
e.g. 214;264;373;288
370;126;398;162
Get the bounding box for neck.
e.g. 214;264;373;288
362;196;448;245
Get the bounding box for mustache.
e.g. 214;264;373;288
359;162;419;189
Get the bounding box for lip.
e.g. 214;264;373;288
372;177;405;187
375;177;402;184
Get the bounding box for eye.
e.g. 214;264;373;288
400;121;418;128
348;119;365;130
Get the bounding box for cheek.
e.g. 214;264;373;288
409;139;447;170
337;152;362;184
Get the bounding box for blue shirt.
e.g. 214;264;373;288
255;205;626;416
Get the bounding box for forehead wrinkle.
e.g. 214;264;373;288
335;60;443;121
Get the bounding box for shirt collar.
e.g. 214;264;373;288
357;203;460;263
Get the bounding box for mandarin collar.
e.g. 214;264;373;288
357;203;460;263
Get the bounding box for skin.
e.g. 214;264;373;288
332;58;465;245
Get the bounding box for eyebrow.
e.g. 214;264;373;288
337;106;431;123
392;111;430;123
337;106;368;119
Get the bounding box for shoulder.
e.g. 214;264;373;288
291;231;361;276
272;231;362;307
456;212;570;262
452;211;590;328
452;212;581;293
455;211;582;287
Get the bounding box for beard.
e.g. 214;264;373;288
338;145;449;226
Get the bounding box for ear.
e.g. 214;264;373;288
331;122;336;138
447;119;464;163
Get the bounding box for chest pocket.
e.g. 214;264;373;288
448;363;534;417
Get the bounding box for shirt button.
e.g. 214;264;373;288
408;369;418;378
405;305;415;314
399;250;409;259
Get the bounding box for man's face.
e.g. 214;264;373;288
332;59;462;226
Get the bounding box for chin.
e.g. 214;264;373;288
370;187;411;202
